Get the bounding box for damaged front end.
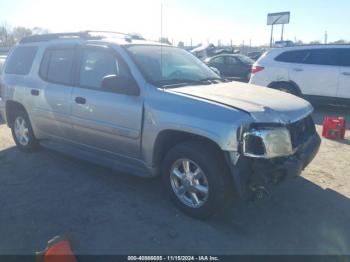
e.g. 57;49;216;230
226;115;321;200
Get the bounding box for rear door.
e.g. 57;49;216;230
225;56;248;80
208;56;226;76
71;45;143;158
337;48;350;99
32;45;77;139
286;49;339;98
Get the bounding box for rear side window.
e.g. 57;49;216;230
5;46;38;75
275;50;309;63
337;49;350;67
40;48;75;85
210;56;225;65
303;49;339;66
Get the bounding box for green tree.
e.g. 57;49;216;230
12;26;33;43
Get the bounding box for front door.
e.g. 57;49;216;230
71;45;143;159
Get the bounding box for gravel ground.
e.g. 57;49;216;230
0;105;349;255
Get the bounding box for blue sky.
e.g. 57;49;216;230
1;0;349;45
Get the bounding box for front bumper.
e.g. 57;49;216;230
226;133;321;197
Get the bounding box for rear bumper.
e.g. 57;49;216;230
226;133;321;197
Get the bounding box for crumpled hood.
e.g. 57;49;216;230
168;81;313;123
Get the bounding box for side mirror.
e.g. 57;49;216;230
102;75;140;96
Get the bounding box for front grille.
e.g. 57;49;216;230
287;115;316;149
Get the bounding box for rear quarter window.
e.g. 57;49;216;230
274;50;309;63
337;48;350;67
5;46;38;75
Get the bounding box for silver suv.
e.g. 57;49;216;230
0;32;321;218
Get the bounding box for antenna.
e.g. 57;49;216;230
160;2;164;82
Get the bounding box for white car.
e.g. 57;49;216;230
249;45;350;106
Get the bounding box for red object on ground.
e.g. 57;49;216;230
36;235;78;262
322;117;346;140
44;240;78;262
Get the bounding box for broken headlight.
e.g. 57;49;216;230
242;127;293;159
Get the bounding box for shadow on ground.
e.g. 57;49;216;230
0;146;349;255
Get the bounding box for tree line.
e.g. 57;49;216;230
0;24;48;47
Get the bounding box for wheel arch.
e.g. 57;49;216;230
152;129;225;174
5;100;28;128
268;81;302;96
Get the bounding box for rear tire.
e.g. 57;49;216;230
161;141;232;219
271;82;299;96
11;108;38;152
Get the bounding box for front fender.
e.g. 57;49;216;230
141;88;254;167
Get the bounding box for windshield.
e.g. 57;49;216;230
125;45;220;87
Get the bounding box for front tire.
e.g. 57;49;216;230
11;109;38;152
162;141;231;219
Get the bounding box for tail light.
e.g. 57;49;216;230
251;65;264;74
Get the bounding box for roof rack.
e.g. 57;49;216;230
20;32;92;43
19;31;142;44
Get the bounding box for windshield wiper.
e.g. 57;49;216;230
158;77;226;88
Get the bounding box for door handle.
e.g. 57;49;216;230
293;68;304;72
31;89;40;96
342;72;350;76
75;97;86;104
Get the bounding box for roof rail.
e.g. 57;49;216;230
19;32;94;44
20;31;144;44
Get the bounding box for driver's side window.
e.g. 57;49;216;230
79;48;129;90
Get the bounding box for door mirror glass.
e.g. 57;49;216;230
102;75;140;96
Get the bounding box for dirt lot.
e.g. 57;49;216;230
0;106;349;255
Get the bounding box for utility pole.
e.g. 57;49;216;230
324;31;328;44
270;24;274;47
281;24;284;41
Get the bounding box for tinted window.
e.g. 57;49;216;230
5;46;38;75
275;50;309;63
303;49;339;66
79;49;119;89
337;49;350;67
226;56;240;65
39;51;51;79
210;56;225;64
46;49;75;85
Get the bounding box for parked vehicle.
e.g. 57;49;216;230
274;40;294;48
0;56;5;123
250;45;350;106
247;51;264;61
0;32;320;218
0;55;6;75
191;43;232;61
204;54;254;82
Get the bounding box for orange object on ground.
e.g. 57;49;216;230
322;117;346;140
44;240;78;262
36;235;78;262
